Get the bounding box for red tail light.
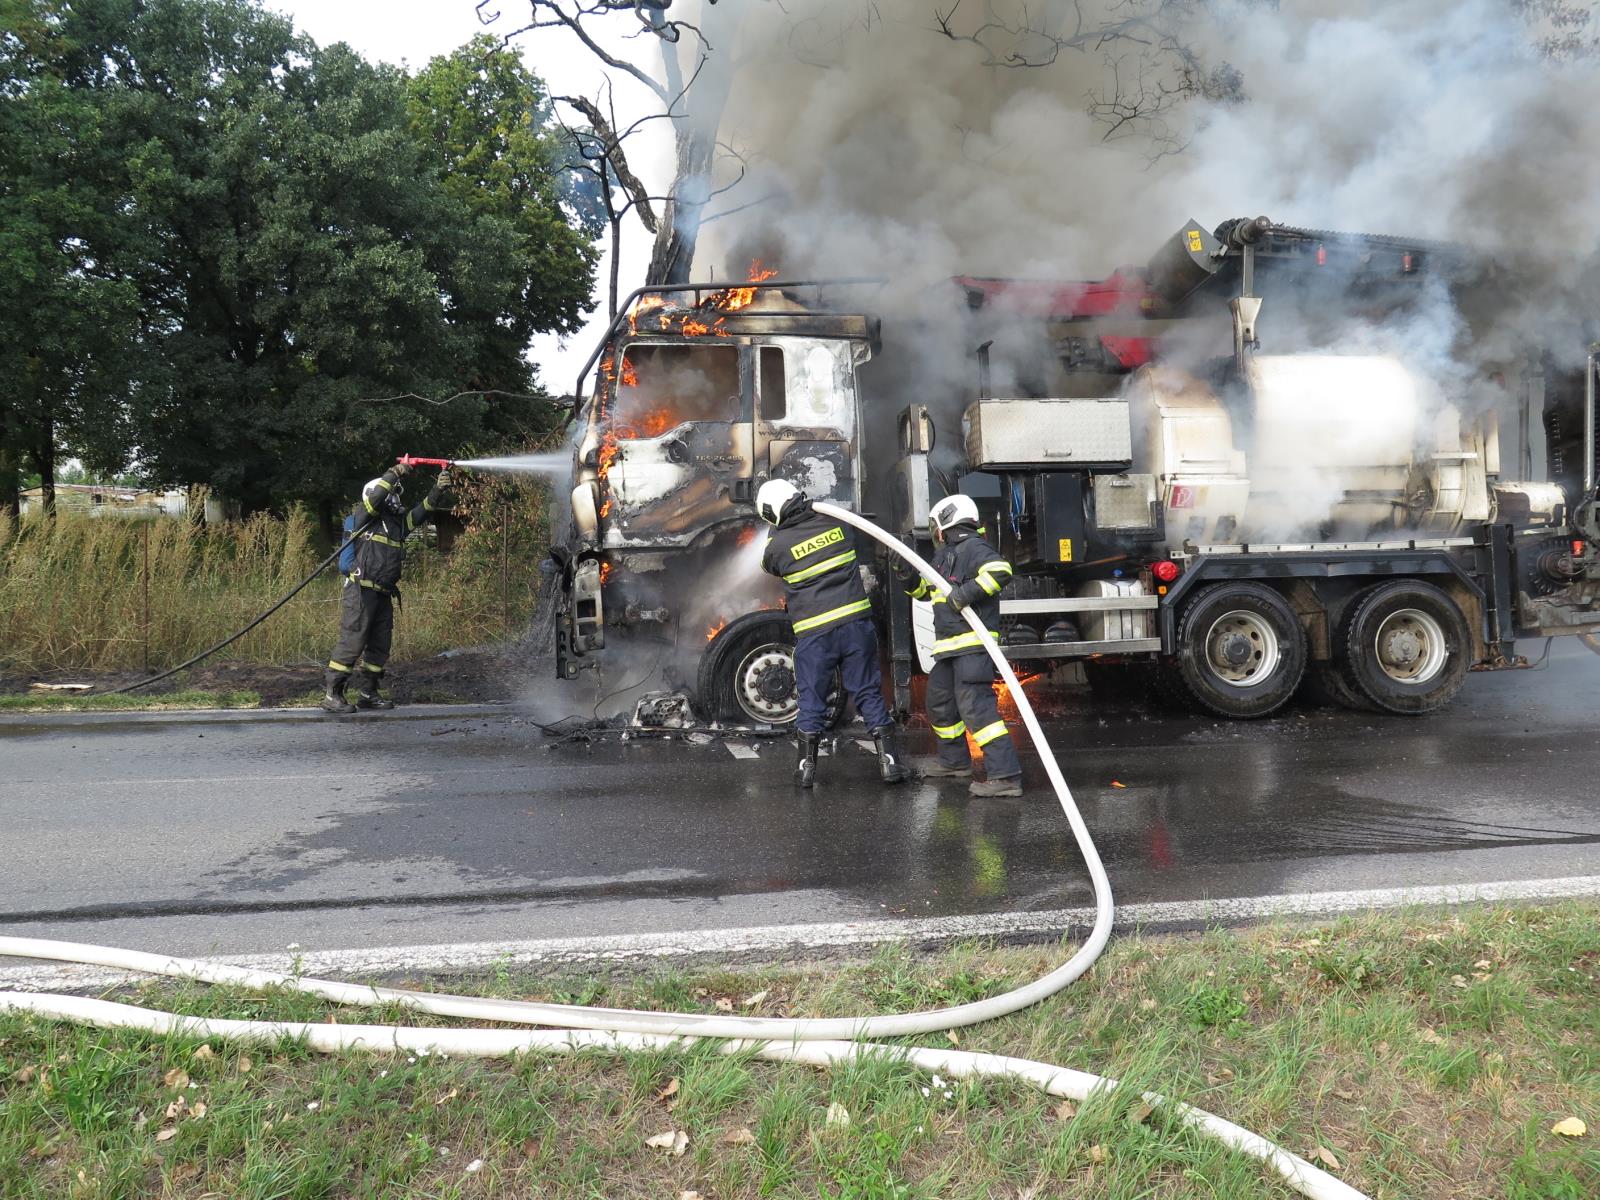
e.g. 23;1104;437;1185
1151;560;1181;583
1573;539;1587;557
1316;244;1326;266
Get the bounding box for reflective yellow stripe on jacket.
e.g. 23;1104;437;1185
784;549;857;584
931;629;1000;656
976;560;1014;596
791;598;872;635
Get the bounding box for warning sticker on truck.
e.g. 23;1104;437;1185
1058;538;1074;562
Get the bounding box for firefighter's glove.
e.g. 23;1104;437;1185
392;461;411;478
947;581;984;612
435;469;452;489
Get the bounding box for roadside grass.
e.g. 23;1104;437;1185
1;902;1596;1198
0;689;262;713
0;468;549;675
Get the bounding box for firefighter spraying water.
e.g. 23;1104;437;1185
321;460;457;714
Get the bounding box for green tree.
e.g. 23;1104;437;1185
1;0;596;520
0;0;141;515
406;34;598;361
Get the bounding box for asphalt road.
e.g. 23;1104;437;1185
3;643;1599;975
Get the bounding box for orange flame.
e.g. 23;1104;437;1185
992;671;1043;721
617;409;678;439
627;295;668;335
719;260;779;312
599;561;613;585
706;617;727;641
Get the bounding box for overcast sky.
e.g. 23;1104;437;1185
268;0;654;395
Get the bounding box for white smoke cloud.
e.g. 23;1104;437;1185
698;0;1600;334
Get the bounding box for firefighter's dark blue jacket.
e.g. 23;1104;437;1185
905;525;1014;659
348;468;451;591
761;504;872;640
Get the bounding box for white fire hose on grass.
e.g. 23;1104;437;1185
0;501;1367;1200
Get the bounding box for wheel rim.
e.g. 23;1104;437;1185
732;642;799;723
1373;607;1448;685
1203;609;1281;687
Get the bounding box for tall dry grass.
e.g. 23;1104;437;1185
0;482;549;673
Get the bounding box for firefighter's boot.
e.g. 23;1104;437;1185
794;730;821;788
320;671;356;715
872;726;911;785
354;669;395;711
921;761;972;778
969;775;1023;798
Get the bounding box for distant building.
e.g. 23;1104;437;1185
18;485;188;519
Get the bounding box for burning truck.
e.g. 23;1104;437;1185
553;218;1600;722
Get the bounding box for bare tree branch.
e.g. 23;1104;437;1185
556;95;660;235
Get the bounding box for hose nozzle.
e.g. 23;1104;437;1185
397;455;455;468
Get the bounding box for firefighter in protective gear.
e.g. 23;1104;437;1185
756;479;910;788
321;462;454;714
905;493;1023;797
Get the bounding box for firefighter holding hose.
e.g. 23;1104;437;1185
320;461;454;714
756;480;910;788
905;494;1023;797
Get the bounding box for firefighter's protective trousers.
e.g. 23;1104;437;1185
926;652;1022;779
327;580;394;693
795;616;893;735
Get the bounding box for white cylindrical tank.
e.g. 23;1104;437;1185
1124;366;1250;545
1127;355;1486;546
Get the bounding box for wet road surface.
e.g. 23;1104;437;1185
2;643;1598;965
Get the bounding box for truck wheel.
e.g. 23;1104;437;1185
1175;583;1306;719
696;614;841;727
1336;581;1469;715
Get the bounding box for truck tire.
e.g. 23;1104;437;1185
696;613;841;727
1335;580;1470;715
1174;582;1307;719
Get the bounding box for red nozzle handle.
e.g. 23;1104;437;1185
396;455;454;468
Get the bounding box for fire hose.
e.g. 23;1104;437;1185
0;500;1369;1200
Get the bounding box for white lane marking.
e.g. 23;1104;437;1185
725;742;760;760
4;874;1599;993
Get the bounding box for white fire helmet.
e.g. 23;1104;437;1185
756;478;802;525
929;493;980;538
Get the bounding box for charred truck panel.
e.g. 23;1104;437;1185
557;281;879;724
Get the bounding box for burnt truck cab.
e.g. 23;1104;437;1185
557;281;881;723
